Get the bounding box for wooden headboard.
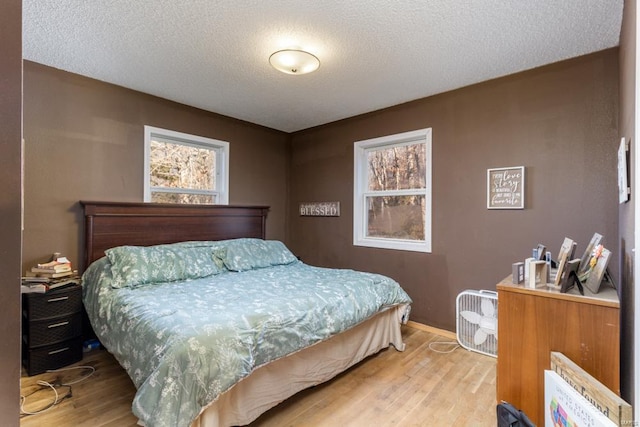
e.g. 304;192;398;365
81;201;269;267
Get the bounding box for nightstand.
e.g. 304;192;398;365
22;284;83;376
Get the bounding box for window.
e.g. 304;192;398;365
144;126;229;204
353;128;432;253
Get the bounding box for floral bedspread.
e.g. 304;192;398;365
82;258;411;427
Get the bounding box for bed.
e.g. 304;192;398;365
80;201;412;427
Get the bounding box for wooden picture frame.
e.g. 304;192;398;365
556;237;576;263
487;166;525;209
550;352;632;426
553;237;575;286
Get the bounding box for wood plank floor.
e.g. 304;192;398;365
20;326;496;426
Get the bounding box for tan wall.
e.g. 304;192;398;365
289;49;620;331
0;0;22;425
618;0;636;406
23;62;290;271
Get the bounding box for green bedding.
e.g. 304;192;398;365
82;241;411;427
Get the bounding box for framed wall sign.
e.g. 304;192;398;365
618;137;629;204
299;201;340;217
487;166;525;209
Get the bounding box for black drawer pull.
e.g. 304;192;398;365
47;321;69;329
47;296;69;303
48;347;69;355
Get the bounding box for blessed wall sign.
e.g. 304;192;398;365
299;202;340;217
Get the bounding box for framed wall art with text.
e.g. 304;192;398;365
487;166;524;209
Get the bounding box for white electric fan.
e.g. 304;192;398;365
456;290;498;357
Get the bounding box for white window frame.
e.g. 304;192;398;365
144;125;229;204
353;128;432;253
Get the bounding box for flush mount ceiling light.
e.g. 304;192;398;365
269;49;320;75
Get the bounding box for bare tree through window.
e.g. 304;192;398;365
144;126;229;205
150;141;216;203
366;143;426;240
354;128;431;253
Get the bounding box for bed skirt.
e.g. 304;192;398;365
189;304;409;427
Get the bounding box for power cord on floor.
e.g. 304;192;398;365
428;340;460;353
47;364;96;385
20;365;96;417
20;380;71;416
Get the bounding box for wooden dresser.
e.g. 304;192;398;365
496;276;620;425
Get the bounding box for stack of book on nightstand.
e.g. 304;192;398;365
21;255;81;293
30;256;73;277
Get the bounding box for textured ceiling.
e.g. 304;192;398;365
23;0;623;133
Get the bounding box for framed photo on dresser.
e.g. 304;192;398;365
578;233;603;275
559;259;582;294
584;247;611;294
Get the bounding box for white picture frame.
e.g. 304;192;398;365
618;137;629;204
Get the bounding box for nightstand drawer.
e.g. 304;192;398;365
22;285;82;321
22;337;83;376
23;312;82;347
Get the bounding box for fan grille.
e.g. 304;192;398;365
456;290;498;357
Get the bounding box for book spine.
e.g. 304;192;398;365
31;265;72;273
